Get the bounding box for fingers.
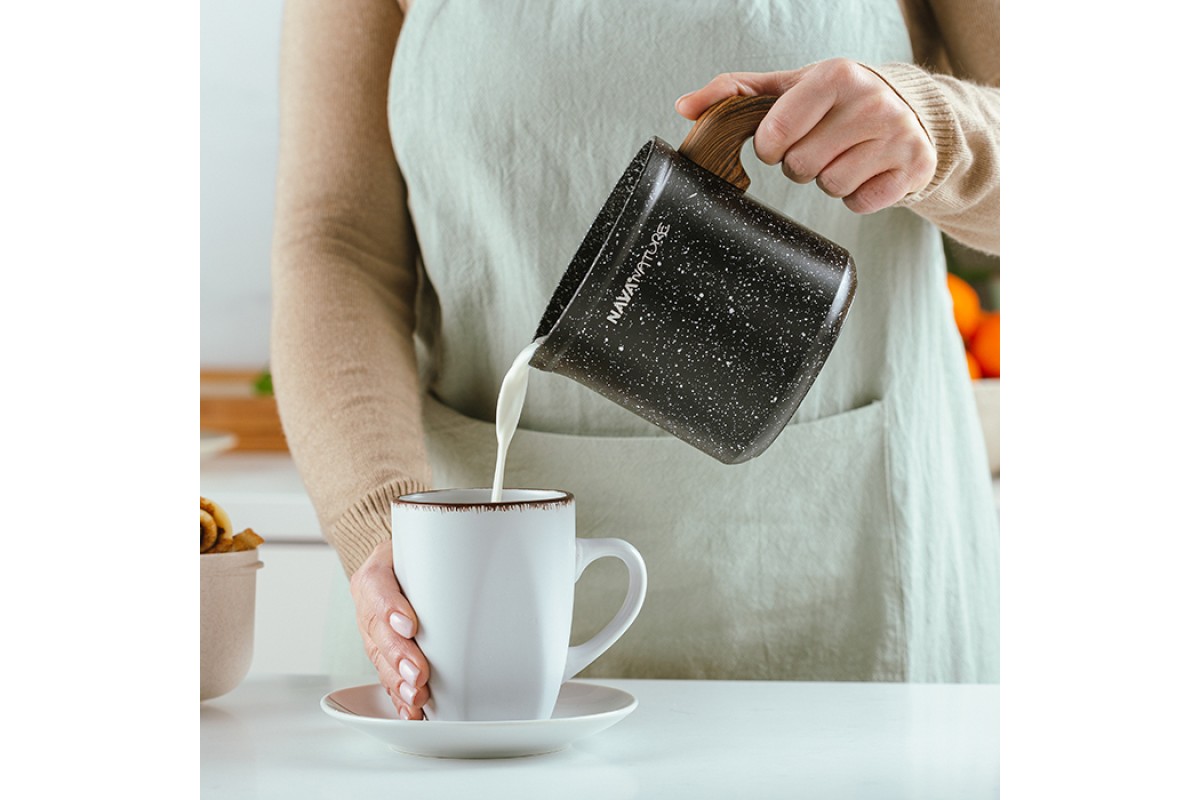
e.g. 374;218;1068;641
812;138;930;214
753;66;839;167
677;59;936;214
776;103;879;185
675;70;797;120
391;679;431;720
842;170;914;216
809;139;891;198
350;540;432;720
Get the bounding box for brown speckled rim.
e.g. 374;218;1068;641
392;488;574;512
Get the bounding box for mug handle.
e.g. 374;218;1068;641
678;95;779;192
562;538;648;682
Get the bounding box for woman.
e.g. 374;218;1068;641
271;0;1000;720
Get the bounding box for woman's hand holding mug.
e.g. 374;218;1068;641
349;540;431;720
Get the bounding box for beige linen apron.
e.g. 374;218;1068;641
327;0;998;683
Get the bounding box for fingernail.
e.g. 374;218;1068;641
398;705;411;720
675;93;690;108
399;658;420;686
389;612;414;638
399;682;417;705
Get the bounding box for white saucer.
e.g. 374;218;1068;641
320;680;637;759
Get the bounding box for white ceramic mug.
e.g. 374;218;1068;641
392;488;647;721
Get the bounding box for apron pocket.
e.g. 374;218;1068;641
422;394;905;681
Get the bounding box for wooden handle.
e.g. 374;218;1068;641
678;95;778;192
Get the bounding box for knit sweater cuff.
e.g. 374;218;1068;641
861;61;962;207
329;476;431;577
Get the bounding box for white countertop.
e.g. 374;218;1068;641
201;674;998;799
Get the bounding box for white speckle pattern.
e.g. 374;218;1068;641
531;138;856;464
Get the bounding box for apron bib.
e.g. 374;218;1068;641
324;0;1001;683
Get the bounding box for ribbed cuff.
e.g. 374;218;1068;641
329;476;431;577
860;61;963;207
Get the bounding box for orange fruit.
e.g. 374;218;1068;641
947;273;982;341
969;311;1000;378
965;350;982;380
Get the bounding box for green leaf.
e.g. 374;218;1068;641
253;370;274;397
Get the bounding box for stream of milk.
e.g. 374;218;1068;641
490;338;545;502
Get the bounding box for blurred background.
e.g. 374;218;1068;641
201;0;283;370
200;0;287;451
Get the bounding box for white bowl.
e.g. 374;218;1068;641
200;429;238;462
973;378;1000;476
200;548;263;701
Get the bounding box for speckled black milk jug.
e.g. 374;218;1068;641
531;96;857;464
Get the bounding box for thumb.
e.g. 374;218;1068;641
675;70;798;120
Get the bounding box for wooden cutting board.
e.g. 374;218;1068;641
200;369;288;451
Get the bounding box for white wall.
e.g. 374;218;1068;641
200;0;286;368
